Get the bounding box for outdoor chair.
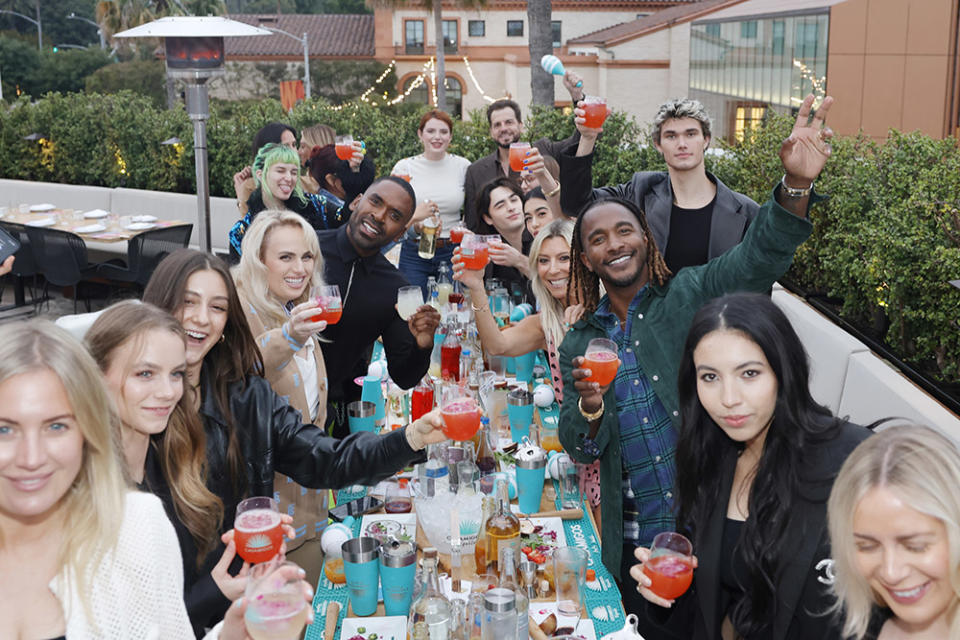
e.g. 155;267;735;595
0;221;43;311
25;226;108;313
97;224;193;293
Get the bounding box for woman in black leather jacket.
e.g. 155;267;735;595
141;248;445;636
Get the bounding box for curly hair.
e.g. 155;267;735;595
567;197;671;313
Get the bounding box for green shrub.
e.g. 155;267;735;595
85;60;168;108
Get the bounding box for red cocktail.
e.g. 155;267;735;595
584;350;620;386
582;96;609;129
509;142;531;172
335;134;354;161
310;285;342;324
411;383;434;421
441;342;462;381
642;555;694;600
235;505;283;564
441;398;482;441
311;306;342;324
450;226;465;243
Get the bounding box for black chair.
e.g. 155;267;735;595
0;221;44;311
25;226;106;312
97;224;193;292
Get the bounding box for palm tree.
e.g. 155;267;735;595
527;0;553;106
96;0;155;46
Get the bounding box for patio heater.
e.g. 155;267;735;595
115;17;270;253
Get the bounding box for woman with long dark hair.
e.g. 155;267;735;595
630;292;873;639
141;248;446;634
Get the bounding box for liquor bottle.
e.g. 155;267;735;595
411;377;435;421
484;479;520;578
408;547;452;640
437;262;453;306
429;321;445;379
474;494;495;574
475;418;496;475
419;216;439;259
441;319;462;382
499;547;529;640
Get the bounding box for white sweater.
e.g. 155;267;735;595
51;491;194;639
391;153;471;234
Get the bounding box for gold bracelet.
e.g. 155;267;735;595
471;302;488;313
578;396;604;421
544;183;561;198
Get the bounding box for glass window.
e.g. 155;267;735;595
795;20;819;59
740;21;757;38
403;75;429;105
507;20;524;37
772;20;785;55
734;104;767;142
442;20;458;53
405;20;424;55
551;21;561;48
705;23;720;38
444;76;463;118
468;20;485;37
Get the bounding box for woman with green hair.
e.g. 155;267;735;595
228;142;348;261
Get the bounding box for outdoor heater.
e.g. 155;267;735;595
115;17;270;253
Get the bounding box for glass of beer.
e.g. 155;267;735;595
583;337;620;386
509;142;531;172
244;558;308;640
642;532;694;600
235;497;284;564
397;285;424;321
582;96;610;129
441;385;482;441
310;284;342;324
335;135;354;160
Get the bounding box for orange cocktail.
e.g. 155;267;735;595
582;96;609;129
441;398;482;441
461;235;490;270
335;134;354;160
311;305;342;324
310;285;342;324
509;142;531;172
642;555;694;599
584;350;620;386
235;506;284;564
449;226;466;243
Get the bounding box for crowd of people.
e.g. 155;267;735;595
1;80;958;640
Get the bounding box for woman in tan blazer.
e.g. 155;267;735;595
233;209;331;587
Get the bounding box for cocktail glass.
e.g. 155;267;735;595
244;558;308;640
509;142;531;172
461;234;490;271
335;135;354;160
235;497;284;564
582;96;610;129
310;284;342;324
583;337;620;386
397;285;424;321
642;532;694;600
441;385;482;442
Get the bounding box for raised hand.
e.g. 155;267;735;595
451;246;484;292
285;299;328;345
779;93;835;187
408;304;441;349
570;355;611;415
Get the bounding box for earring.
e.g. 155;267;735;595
219;334;226;343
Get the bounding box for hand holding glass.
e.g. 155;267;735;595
397;286;424;321
583;337;620;386
582;96;610;129
235;497;284;564
335;135;354;161
441;385;482;441
244;559;309;640
642;532;694;600
310;285;342;324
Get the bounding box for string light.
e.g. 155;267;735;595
790;59;826;104
462;55;499;103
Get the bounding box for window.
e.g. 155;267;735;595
442;20;458;53
795;20;820;59
704;23;721;38
468;20;485;37
402;75;429;105
772;20;785;55
405;20;424;54
551;21;561;48
507;20;523;37
740;20;757;38
443;76;463;118
733;104;766;142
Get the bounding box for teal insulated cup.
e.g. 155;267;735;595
347;400;377;433
514;350;536;384
379;539;418;616
515;444;547;514
361;375;386;427
342;536;381;616
506;389;534;443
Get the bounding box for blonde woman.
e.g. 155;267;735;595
0;320;193;638
828;425;960;639
232;209;331;587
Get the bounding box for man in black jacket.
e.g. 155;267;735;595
560;98;759;273
318;176;441;436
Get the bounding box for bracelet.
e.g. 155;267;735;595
544;183;561;198
780;174;813;198
578;396;604;421
471;302;489;314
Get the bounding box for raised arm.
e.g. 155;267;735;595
774;94;834;217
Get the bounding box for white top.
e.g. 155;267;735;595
294;338;321;422
50;491;194;639
391;153;471;235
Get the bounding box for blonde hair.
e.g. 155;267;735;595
0;320;127;627
529;219;575;351
86;301;223;564
828;425;960;638
301;124;336;150
233;209;326;330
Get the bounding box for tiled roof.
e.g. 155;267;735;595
225;14;374;58
567;0;747;46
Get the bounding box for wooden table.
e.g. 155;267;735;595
2;205;188;244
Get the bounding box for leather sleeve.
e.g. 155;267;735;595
340;155;376;205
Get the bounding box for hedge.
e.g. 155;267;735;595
2;92;958;388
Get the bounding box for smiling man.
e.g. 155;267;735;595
557;95;835;637
317;176;441;436
560;98;759;274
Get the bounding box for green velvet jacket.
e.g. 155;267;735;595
558;186;815;576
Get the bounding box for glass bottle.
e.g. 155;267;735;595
419;216;439;259
441;319;462;382
408;547;452;640
429;321;445;379
474;494;495;574
480;588;517;640
484;479;520;578
475;418;496;476
499;547;529;640
437;262;453;306
411;376;435;422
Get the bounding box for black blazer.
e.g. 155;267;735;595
650;421;872;640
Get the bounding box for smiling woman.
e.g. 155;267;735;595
828;425;960;639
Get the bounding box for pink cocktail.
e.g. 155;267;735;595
442;398;482;441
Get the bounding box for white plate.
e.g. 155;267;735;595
339;615;407;640
131;215;158;223
359;512;417;542
74;223;107;234
29;203;56;212
26;217;56;227
83;209;110;219
530;602;598;640
125;222;156;231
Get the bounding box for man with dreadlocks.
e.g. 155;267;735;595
557;94;835;638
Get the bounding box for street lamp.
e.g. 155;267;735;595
115;17;270;254
258;24;310;99
0;9;41;50
67;13;107;50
